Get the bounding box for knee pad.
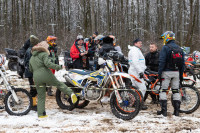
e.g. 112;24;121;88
172;89;179;94
160;89;168;93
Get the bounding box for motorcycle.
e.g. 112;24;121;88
144;70;200;114
0;54;32;115
5;48;25;78
56;52;141;120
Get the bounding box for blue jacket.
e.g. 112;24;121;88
158;40;185;76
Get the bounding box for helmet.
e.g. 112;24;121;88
84;38;89;43
94;35;104;41
160;31;175;45
193;51;200;61
46;36;57;46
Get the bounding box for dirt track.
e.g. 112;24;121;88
1;73;200;132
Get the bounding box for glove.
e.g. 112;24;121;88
139;73;144;79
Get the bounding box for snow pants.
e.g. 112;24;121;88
159;71;181;101
34;69;73;117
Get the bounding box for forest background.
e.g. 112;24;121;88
0;0;199;55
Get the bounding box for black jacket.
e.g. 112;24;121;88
24;46;33;78
18;39;31;58
98;43;115;57
158;40;185;76
98;36;115;57
145;50;160;72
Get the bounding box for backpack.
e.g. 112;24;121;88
167;45;183;70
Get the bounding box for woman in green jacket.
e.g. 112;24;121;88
29;41;77;118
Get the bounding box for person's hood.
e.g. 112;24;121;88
32;41;50;56
128;45;140;50
128;45;133;49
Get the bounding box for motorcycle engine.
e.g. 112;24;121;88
85;85;101;100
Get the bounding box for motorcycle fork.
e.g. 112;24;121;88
105;66;122;103
115;64;126;88
0;66;19;103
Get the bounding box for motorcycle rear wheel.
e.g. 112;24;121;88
56;89;89;110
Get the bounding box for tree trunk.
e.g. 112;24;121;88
3;0;8;47
20;0;25;40
106;0;111;33
185;0;197;47
90;0;95;33
31;0;36;35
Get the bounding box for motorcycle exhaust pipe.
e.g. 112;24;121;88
64;74;76;86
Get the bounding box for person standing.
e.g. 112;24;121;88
46;36;59;96
24;35;39;111
145;43;160;104
145;43;159;72
157;31;184;117
29;41;77;118
70;34;89;69
88;32;98;59
128;38;148;110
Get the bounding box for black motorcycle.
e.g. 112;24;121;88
5;48;25;78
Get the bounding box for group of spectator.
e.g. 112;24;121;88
128;31;184;116
15;30;184;118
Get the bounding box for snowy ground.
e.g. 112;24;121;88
1;63;200;132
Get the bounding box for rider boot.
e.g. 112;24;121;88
31;97;37;111
150;93;159;104
141;104;148;110
173;100;181;116
39;111;48;118
0;106;4;109
157;100;167;117
71;93;78;104
32;97;37;106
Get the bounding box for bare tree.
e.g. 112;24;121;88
31;0;36;35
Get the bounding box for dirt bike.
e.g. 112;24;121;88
4;48;25;78
56;53;141;120
0;54;32;115
185;55;200;80
144;70;200;114
183;62;197;86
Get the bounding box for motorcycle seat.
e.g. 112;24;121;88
69;69;95;75
145;70;158;75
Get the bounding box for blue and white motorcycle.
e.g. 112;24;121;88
55;53;141;120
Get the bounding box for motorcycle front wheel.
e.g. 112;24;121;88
4;88;32;116
110;89;140;120
171;85;200;114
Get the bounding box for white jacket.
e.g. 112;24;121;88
128;45;146;76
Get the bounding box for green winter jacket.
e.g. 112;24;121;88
29;46;62;84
